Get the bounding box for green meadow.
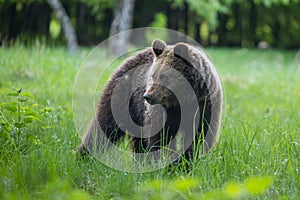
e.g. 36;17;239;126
0;44;299;199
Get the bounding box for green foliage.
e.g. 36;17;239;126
41;179;92;200
171;0;231;30
49;15;61;39
0;0;41;3
223;177;274;199
150;12;167;28
0;88;41;153
253;0;296;7
187;0;230;29
79;0;114;20
145;13;168;44
135;176;273;199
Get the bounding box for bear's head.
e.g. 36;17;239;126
143;39;193;108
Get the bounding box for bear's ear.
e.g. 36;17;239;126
152;39;166;57
174;43;189;60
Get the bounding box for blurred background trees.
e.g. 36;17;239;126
0;0;299;49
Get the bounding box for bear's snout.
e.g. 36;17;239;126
143;91;168;106
144;83;172;106
143;93;153;103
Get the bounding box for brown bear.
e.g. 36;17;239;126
76;39;223;161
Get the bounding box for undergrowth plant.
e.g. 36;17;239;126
135;176;274;200
0;88;41;153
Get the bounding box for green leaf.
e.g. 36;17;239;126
21;92;34;98
3;104;17;113
142;179;166;190
23;116;33;123
0;121;10;132
171;177;199;191
43;107;52;112
14;122;25;129
224;182;245;198
69;190;92;200
25;114;40;122
245;176;273;194
7;92;18;97
25;110;39;117
18;97;28;102
148;180;165;189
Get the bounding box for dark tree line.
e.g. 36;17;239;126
0;0;300;49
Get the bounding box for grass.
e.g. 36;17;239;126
0;43;299;199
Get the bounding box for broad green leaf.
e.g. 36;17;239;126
245;176;273;194
7;92;18;97
26;114;40;121
172;177;199;191
18;97;28;102
25;110;41;120
3;104;17;113
142;179;166;190
69;190;91;200
23;116;33;123
43;107;52;112
21;92;34;98
224;182;245;198
14;122;25;129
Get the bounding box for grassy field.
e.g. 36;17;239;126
0;44;299;199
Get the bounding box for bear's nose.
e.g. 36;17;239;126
143;93;153;102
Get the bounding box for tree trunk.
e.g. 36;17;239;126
108;0;135;57
47;0;78;52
